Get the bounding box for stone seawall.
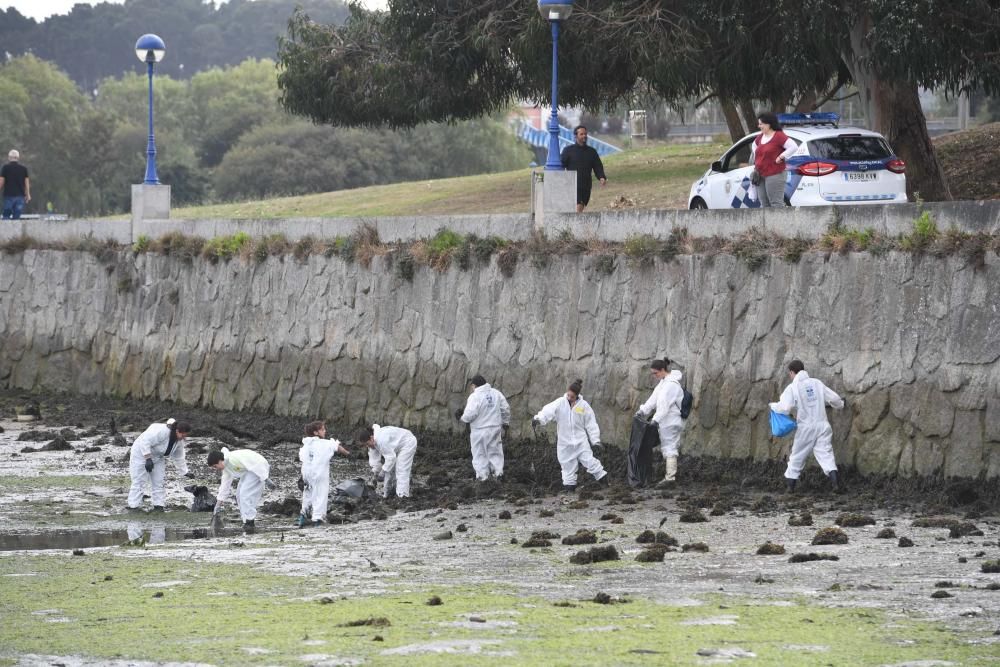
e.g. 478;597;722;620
1;248;998;478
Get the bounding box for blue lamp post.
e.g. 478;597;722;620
134;34;166;185
538;0;574;170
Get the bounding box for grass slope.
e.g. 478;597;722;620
173;142;724;219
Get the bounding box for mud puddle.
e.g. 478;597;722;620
0;526;232;551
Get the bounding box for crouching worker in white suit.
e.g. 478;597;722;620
208;448;273;534
532;379;609;493
298;420;350;528
636;358;685;486
127;419;193;512
456;374;511;482
357;424;418;499
769;359;845;493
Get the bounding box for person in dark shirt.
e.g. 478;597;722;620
560;126;606;213
0;149;31;220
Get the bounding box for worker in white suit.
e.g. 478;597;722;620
769;359;845;493
208;448;273;534
456;374;511;482
532;379;608;492
635;357;685;486
298;420;350;527
357;424;418;499
127;419;193;512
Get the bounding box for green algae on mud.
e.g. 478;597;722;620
0;474;128;491
0;554;991;666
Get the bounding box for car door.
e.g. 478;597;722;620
706;136;758;208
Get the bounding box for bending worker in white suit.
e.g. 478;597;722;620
358;424;418;499
770;359;845;493
127;419;193;512
456;374;511;482
532;379;609;493
298;420;350;528
208;447;274;534
635;357;684;486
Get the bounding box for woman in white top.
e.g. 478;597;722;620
635;357;685;485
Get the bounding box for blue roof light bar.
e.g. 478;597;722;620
778;112;840;127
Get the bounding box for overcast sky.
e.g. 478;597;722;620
0;0;388;21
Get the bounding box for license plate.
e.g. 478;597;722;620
846;172;876;182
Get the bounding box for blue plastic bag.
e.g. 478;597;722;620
769;409;797;437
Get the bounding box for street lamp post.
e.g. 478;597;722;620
537;0;574;171
134;34;166;185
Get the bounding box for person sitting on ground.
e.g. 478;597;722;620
769;359;845;493
455;374;510;482
297;420;350;528
532;379;609;493
208;447;274;534
127;418;193;512
635;357;685;487
356;424;417;500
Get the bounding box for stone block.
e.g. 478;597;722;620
944;410;984;478
534;170;576;230
852;415;904;476
987;400;1000;443
131;184;171;223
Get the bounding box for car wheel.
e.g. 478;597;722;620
689;198;708;210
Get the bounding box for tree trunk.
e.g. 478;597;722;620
843;11;952;201
720;97;747;143
737;97;757;134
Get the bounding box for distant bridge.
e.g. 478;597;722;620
513;119;622;157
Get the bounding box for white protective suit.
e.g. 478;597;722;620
460;383;511;480
299;436;342;522
769;370;845;480
127;422;188;509
216;448;270;521
367;425;418;498
637;370;685;458
534;395;607;486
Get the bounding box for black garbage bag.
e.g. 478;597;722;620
332;478;373;501
184;484;217;512
627;415;658;488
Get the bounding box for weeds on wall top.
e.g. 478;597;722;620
2;215;998;275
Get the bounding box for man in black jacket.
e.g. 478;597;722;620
560;126;606;213
0;149;31;220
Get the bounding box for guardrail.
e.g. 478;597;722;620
513;120;622;157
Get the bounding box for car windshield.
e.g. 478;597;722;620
807;136;892;160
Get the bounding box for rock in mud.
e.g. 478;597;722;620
570;545;619;565
682;542;710;553
72;549;85;556
948;522;983;538
911;516;960;529
521;537;552;548
433;530;453;541
610;517;624;524
497;510;512;520
811;527;848;545
562;530;597;545
152;591;164;598
111;434;128;447
592;592;613;604
756;542;786;555
530;530;560;540
426;596;443;606
82;446;102;453
636;544;670;562
751;495;777;512
710;500;732;516
876;528;896;539
539;509;555;518
835;513;876;527
679;509;708;523
599;513;619;521
985;582;1000;590
339;617;391;627
981;560;1000;573
930;590;954;599
455;523;468;532
16;429;61;442
260;496;300;517
934;581;955;588
565;500;589;510
789;553;840;563
898;537;915;547
788;512;814;527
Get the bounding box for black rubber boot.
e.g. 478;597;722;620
243;519;255;535
597;474;610;487
561;484;577;494
827;470;842;493
784;478;797;494
152;506;165;513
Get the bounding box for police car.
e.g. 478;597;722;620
688;113;907;209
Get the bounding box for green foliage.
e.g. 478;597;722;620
594;253;616;275
427;228;463;256
622;234;658;262
730;228;774;271
201;232;251;261
901;211;939;252
781;237;812;263
660;227;689;262
132;235;151;253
